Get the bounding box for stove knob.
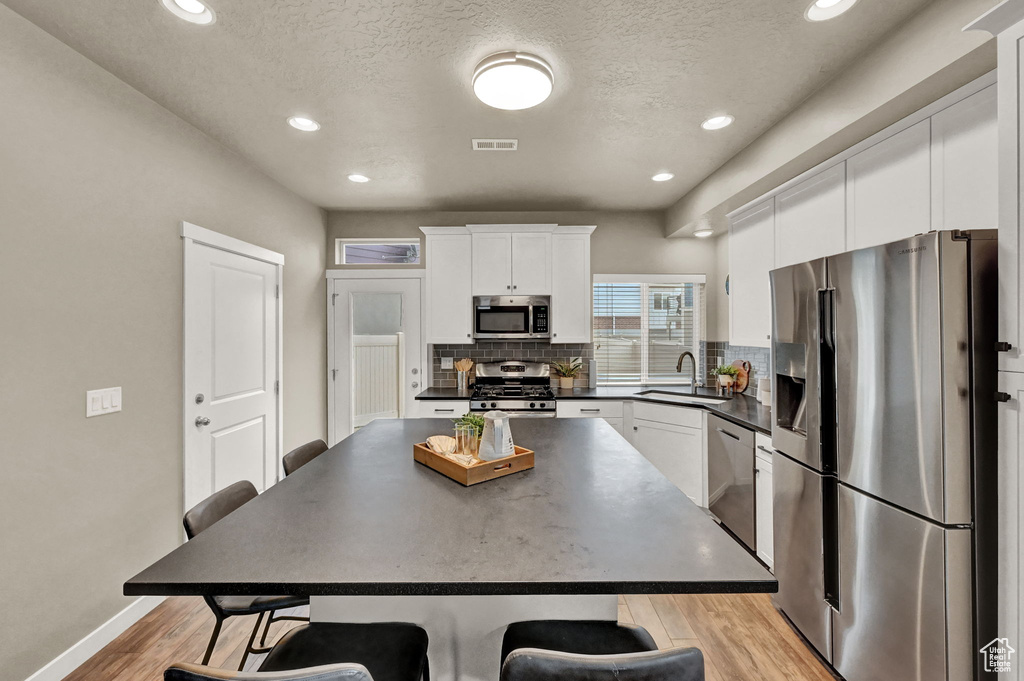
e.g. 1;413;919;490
490;402;497;409
539;402;546;409
530;402;536;408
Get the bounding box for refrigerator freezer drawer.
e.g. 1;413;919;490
832;484;972;681
772;452;833;662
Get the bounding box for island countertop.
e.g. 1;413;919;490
125;419;775;598
415;385;772;435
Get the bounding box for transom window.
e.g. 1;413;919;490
592;274;705;385
336;238;421;265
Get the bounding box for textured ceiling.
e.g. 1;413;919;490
3;0;935;211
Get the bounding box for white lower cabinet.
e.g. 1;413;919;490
755;434;774;570
557;400;624;435
414;401;470;418
631;403;706;506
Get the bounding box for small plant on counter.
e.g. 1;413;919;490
711;364;740;377
552;359;583;390
452;412;485;438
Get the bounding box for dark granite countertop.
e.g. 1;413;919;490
125;419;775;597
416;385;772;436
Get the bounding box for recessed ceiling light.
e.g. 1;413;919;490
694;228;715;238
347;174;370;183
652;173;675;182
473;52;554;111
805;0;858;21
701;115;734;131
287;116;320;132
159;0;216;25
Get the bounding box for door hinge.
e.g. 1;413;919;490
274;380;279;395
275;285;280;299
332;293;339;306
996;392;1012;403
996;341;1014;352
332;369;338;381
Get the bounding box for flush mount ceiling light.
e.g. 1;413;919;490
701;115;734;131
805;0;858;21
473;52;554;111
694;227;715;238
652;173;675;182
347;174;370;183
159;0;216;25
287;116;320;132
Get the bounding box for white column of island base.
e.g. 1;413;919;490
311;594;619;681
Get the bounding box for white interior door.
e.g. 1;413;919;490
330;277;422;444
183;227;281;513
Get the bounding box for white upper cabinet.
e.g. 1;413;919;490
550;232;592;343
775;162;847;268
729;199;775;348
511;232;553;295
846;120;931;250
423;230;474;344
471;232;513;294
930;84;998;232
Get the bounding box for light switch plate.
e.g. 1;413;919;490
87;387;122;417
441;357;454;370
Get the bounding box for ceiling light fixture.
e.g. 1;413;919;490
694;227;715;238
287;116;320;132
347;174;370;183
473;52;554;111
701;115;734;131
805;0;858;22
159;0;216;25
652;173;675;182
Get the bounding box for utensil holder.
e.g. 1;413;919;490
457;371;469;391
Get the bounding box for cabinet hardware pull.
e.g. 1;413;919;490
716;427;741;441
996;392;1012;403
580;408;601;413
757;445;773;454
996;341;1014;352
434;408;455;413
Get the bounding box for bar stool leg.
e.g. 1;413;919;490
201;615;224;666
238;611;267;671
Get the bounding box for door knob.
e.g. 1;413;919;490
195;416;211;428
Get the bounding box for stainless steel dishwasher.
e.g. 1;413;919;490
707;414;756;551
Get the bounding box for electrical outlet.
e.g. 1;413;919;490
87;387;122;417
441;357;454;370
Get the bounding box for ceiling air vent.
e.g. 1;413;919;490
472;138;518;151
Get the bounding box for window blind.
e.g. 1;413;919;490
593;282;702;385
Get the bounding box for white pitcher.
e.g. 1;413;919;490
479;411;515;461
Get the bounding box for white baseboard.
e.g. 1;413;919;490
24;596;165;681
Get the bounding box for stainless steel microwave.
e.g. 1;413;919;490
473;296;550;339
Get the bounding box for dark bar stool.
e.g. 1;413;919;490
283;439;329;476
501;647;705;681
165;662;372;681
183;480;310;670
499;620;657;664
165;621;430;681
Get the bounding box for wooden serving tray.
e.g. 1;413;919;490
413;443;535;486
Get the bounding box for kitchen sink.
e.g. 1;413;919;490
632;390;729;405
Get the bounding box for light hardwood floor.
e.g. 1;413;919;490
63;594;835;680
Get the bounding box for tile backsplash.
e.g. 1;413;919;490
701;341;771;389
432;342;594;388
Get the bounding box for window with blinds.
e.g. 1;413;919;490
593;281;702;385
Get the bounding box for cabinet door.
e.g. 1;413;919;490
775;162;846;268
729;199;775;348
1000;32;1024;372
931;84;997;232
511;232;552;295
415;401;471;418
472;232;513;294
846;120;931;250
550;233;592;343
755;456;774;569
997;371;1024;663
632;419;704;505
425;234;474;344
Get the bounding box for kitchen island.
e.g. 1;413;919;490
126;418;774;680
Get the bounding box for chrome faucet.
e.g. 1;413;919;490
676;351;697;395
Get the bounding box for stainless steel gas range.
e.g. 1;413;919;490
469;361;556;417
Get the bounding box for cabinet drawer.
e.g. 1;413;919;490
416;401;470;418
633;402;702;429
755;432;773;462
557;400;624;418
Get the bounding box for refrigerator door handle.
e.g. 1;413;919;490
817;288;838;474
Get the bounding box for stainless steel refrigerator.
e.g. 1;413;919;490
769;230;998;681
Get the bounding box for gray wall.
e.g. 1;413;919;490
0;8;327;680
326;210;723;337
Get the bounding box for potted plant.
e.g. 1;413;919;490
712;364;740;393
551;360;583;390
